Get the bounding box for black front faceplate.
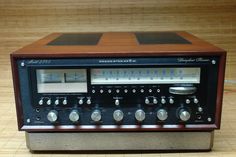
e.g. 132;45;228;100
17;57;219;126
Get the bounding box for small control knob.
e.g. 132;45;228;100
161;98;166;104
157;109;168;121
47;110;58;123
135;109;145;122
55;99;59;105
46;99;51;105
169;98;174;104
145;98;150;104
69;110;80;122
91;110;102;122
198;107;203;112
38;99;43;105
115;99;120;106
86;99;91;105
113;110;124;122
78;99;83;105
194;98;199;104
185;99;190;104
179;109;191;121
63;99;67;105
153;98;158;104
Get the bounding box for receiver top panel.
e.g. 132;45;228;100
12;32;224;58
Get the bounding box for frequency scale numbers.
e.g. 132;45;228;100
91;68;200;85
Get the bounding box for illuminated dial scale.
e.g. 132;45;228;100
91;68;200;84
34;67;206;125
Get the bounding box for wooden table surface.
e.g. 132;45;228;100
0;49;235;157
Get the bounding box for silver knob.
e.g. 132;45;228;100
169;98;174;104
135;109;145;122
153;98;158;104
78;99;83;105
63;99;67;105
194;98;199;104
91;110;101;122
87;99;91;105
113;110;124;122
38;99;43;105
185;99;190;104
69;110;80;122
161;98;166;104
145;98;150;104
46;99;51;105
179;110;191;121
47;110;58;123
55;99;59;105
115;99;120;106
198;107;203;112
157;109;168;121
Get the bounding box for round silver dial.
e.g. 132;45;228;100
47;110;58;123
179;110;191;121
113;110;124;122
69;110;80;122
91;110;102;122
135;109;145;122
157;109;168;121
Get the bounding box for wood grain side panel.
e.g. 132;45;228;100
215;51;227;128
10;55;23;130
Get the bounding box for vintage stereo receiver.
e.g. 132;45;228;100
11;32;226;151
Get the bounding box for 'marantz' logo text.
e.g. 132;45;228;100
98;59;137;64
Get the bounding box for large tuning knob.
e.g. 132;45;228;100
113;110;124;122
135;109;145;122
178;109;191;121
69;110;80;122
157;109;168;121
91;110;102;122
47;110;58;123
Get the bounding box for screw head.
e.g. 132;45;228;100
207;117;212;122
20;62;25;67
26;118;31;123
212;60;216;64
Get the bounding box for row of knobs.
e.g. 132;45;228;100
145;98;198;105
47;109;191;123
39;98;92;106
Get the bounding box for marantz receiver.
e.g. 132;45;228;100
11;32;226;151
